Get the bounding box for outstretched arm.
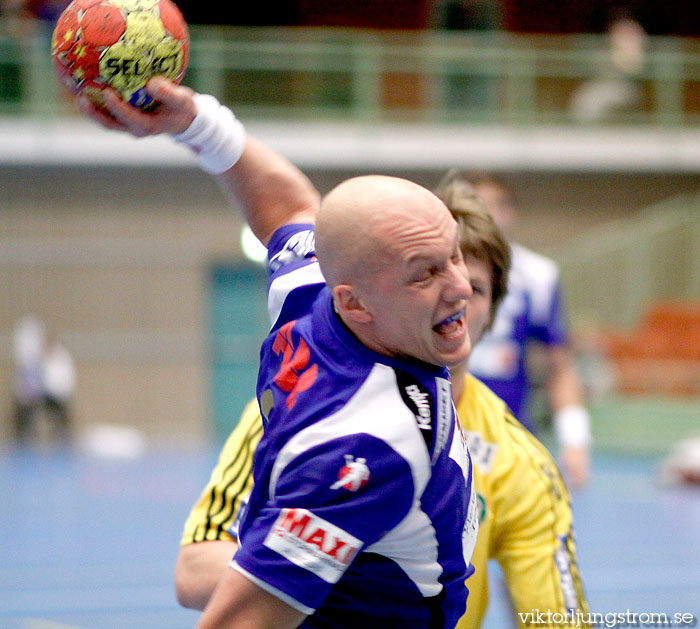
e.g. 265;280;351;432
78;77;320;245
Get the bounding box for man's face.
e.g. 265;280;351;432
360;210;473;367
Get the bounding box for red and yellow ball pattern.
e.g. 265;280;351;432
52;0;189;108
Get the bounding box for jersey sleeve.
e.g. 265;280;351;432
491;418;588;626
265;223;326;331
232;432;417;614
180;399;263;545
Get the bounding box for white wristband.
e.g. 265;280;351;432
172;93;246;174
554;405;592;448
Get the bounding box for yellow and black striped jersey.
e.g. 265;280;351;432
180;399;262;545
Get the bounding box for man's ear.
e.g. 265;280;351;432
332;284;373;324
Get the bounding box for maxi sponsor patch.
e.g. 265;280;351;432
264;507;362;583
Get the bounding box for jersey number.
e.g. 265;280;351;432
272;321;318;409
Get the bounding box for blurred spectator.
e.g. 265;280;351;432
12;315;45;442
570;13;647;123
12;315;75;445
41;336;75;438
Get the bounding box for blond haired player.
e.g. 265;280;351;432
448;170;592;489
176;177;589;628
441;179;588;628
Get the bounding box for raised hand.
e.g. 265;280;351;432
77;76;197;138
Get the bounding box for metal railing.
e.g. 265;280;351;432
1;24;700;126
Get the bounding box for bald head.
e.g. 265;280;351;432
314;175;471;366
315;175;451;288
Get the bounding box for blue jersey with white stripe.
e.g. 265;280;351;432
231;224;478;628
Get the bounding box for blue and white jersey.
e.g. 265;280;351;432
468;243;570;432
231;224;478;628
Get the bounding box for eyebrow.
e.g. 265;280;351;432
404;254;440;271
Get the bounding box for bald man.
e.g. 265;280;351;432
79;80;479;629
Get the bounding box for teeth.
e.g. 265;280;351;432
441;310;464;325
433;310;465;333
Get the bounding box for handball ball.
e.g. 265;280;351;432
51;0;189;109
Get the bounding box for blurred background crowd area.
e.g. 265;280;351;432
1;0;700;124
0;0;698;456
3;0;699;33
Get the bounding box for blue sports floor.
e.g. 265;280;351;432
1;445;699;628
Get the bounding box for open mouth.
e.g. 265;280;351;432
433;309;465;337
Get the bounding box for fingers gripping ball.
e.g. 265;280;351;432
51;0;189;109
